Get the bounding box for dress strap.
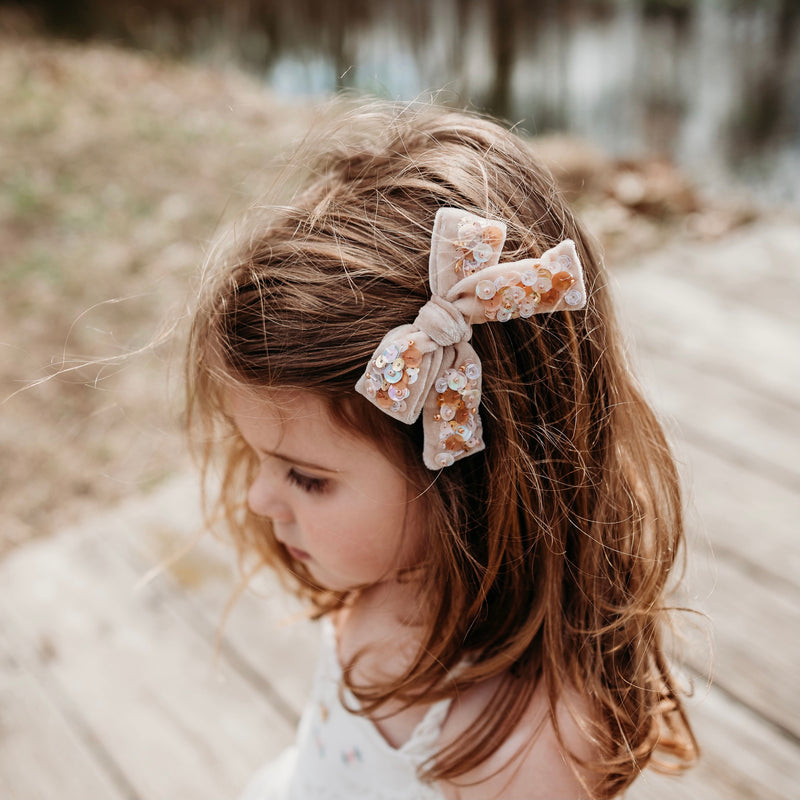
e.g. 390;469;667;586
321;617;454;764
400;696;452;762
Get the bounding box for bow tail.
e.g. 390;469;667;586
421;341;486;469
355;324;446;425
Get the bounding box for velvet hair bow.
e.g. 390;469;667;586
355;207;587;469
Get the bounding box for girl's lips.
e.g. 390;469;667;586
286;545;311;561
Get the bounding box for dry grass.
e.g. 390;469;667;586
0;33;314;552
0;31;756;556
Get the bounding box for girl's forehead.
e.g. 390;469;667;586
226;388;416;497
226;388;370;470
226;387;331;435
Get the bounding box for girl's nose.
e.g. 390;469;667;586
247;470;292;522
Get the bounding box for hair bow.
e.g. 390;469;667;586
355;207;587;469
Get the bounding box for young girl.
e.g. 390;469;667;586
187;103;698;799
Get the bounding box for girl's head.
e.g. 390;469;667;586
188;102;696;795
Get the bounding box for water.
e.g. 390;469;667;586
257;0;800;204
40;0;800;203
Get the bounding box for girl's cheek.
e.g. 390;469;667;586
247;480;269;517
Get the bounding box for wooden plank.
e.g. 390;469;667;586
637;345;800;489
5;459;789;800
0;522;295;800
679;541;800;741
628;679;800;800
0;640;131;800
683;440;800;589
615;265;800;406
614;238;800;742
123;534;320;724
622;221;800;323
97;475;319;718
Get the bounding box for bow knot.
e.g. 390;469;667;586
413;295;471;348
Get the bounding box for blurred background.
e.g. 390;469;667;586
2;0;797;551
8;0;800;199
0;2;798;799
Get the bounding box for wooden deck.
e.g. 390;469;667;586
1;220;798;799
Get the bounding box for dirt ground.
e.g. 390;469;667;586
0;29;763;556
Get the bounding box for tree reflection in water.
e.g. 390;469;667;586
27;0;800;200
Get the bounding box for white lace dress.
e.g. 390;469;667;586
239;621;450;800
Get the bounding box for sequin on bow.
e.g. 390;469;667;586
431;360;483;467
474;250;583;321
362;340;422;414
453;218;505;276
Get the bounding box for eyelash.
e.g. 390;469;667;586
287;469;329;494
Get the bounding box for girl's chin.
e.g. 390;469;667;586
303;563;367;594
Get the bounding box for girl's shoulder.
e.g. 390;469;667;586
436;678;596;800
337;590;598;798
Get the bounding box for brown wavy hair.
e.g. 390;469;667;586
186;101;698;797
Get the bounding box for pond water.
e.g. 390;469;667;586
225;1;800;203
50;0;800;202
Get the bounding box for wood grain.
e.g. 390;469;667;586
2;222;799;799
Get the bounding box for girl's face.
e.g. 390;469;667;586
228;390;427;592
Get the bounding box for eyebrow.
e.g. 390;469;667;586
261;448;342;475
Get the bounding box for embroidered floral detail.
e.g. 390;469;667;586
432;361;482;467
341;746;363;765
475;254;582;321
362;340;422;414
452;218;504;276
319;701;329;723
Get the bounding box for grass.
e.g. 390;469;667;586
0;29;757;556
0;32;314;552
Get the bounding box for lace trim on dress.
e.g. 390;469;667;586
322;619;453;765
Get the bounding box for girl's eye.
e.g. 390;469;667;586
287;469;329;494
